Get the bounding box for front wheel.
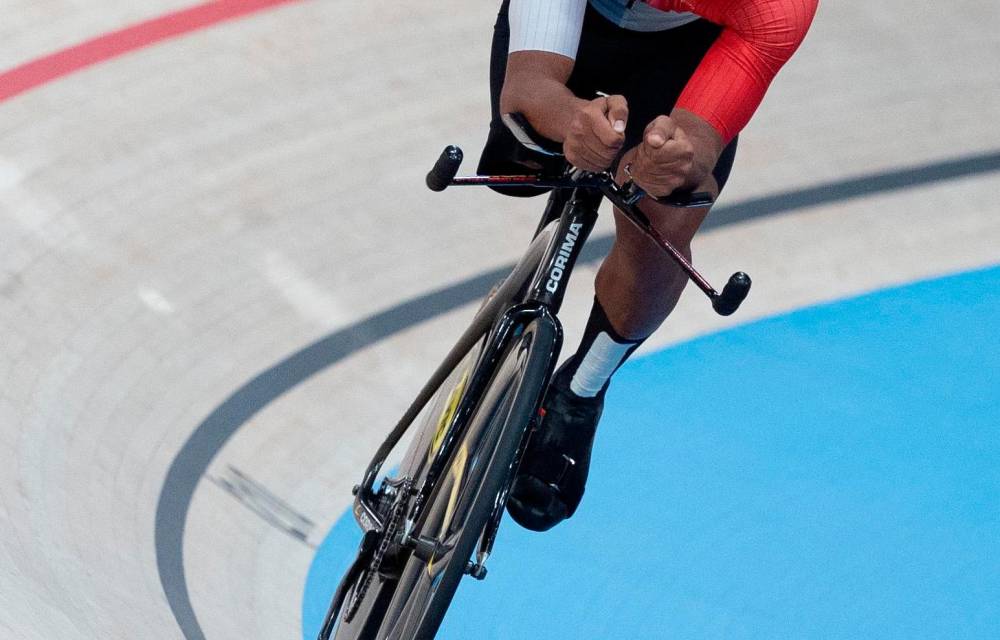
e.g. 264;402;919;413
326;335;491;640
377;317;558;640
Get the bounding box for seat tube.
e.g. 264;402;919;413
525;187;602;313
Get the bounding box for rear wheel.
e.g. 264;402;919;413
376;318;557;640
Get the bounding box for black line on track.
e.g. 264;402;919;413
156;149;1000;640
208;465;317;547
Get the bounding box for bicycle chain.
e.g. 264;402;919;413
343;478;414;624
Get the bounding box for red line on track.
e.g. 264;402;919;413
0;0;301;103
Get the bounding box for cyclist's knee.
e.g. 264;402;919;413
612;200;706;266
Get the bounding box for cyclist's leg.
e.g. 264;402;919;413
506;141;736;531
554;14;738;392
508;12;738;532
595;138;738;340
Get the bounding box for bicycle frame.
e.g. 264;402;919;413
350;185;600;538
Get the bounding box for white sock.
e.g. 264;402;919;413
569;331;633;398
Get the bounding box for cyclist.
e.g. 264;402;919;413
479;0;819;531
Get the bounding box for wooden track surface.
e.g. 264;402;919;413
1;2;997;638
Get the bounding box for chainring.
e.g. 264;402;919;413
342;478;414;623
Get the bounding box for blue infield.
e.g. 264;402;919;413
303;265;999;639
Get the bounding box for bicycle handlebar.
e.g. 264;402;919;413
425;144;751;316
427;145;712;209
712;272;752;316
426;145;464;192
618;179;715;209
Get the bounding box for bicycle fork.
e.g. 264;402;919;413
469;406;543;580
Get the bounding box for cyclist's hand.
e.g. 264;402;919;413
629;115;696;198
564;95;628;172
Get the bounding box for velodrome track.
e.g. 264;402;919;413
1;2;997;639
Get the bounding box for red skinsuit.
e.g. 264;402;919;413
644;0;819;143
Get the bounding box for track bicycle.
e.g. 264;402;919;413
318;113;751;640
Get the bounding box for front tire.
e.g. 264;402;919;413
327;337;490;640
377;318;558;640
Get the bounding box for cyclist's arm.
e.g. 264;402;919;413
499;0;589;142
648;0;820;144
629;0;818;193
500;52;586;143
501;0;626;171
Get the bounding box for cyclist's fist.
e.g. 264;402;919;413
564;95;628;172
630;115;696;198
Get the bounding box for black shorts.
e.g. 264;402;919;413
479;0;738;197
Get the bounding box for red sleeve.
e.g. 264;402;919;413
646;0;819;143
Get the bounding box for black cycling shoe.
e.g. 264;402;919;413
507;366;604;532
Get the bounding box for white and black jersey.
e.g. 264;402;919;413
508;0;698;59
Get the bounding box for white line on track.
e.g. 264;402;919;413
263;250;350;330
